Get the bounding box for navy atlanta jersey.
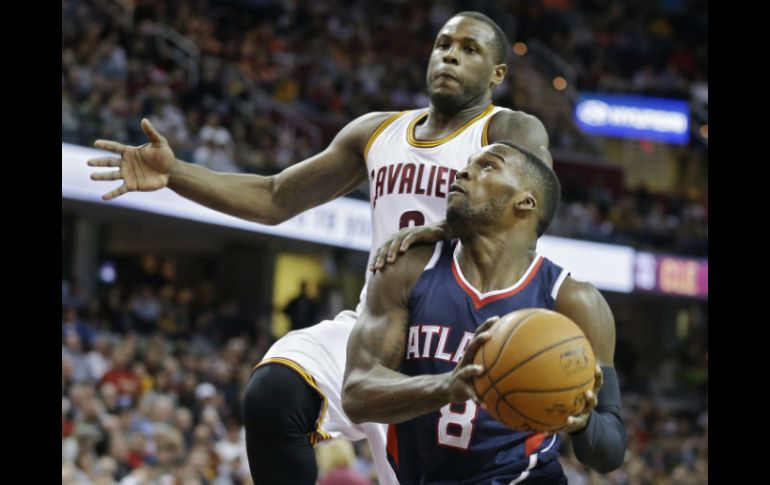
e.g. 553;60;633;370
387;240;571;485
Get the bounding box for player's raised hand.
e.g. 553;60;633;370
370;221;452;272
87;118;177;201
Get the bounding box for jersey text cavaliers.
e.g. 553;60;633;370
371;163;458;208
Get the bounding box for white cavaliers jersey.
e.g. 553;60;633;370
357;104;507;310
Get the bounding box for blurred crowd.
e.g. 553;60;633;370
62;277;265;484
551;179;707;257
61;0;706;153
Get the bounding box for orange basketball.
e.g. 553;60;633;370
472;308;595;432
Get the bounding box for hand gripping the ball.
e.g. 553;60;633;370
559;365;603;434
440;316;500;406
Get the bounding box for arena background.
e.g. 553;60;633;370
62;1;707;483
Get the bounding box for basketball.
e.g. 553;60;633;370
473;308;596;433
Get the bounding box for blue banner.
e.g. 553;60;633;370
574;93;690;144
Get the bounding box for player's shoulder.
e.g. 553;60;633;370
554;276;613;326
555;276;599;303
381;243;438;276
373;244;440;291
487;107;547;135
339;111;406;151
349;111;404;132
486;107;551;165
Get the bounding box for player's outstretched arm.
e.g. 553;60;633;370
555;277;627;473
88;112;393;225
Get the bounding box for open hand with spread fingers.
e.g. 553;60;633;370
87;119;177;200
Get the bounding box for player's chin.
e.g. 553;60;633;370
446;193;463;207
429;86;463;102
446;202;466;223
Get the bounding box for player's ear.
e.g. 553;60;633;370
491;63;507;88
513;192;537;213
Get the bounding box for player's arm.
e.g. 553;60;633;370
88;112;393;225
487;109;553;167
343;247;496;424
371;110;552;271
555;277;627;473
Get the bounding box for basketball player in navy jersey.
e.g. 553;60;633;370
343;142;626;484
88;11;555;484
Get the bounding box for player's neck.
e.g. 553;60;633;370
423;98;492;133
456;233;537;293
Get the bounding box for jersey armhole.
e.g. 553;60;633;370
551;269;570;300
423;241;444;272
481;108;502;146
364;111;408;161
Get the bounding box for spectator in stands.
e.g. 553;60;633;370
283;281;319;331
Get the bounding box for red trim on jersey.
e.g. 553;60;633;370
451;256;544;309
387;424;399;468
525;432;546;456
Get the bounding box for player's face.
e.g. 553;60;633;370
447;145;520;226
426;16;500;112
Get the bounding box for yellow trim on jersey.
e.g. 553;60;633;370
407;104;495;148
364;111;408;161
253;357;334;444
481;108;498;146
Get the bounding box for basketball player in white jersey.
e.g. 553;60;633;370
88;11;552;484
